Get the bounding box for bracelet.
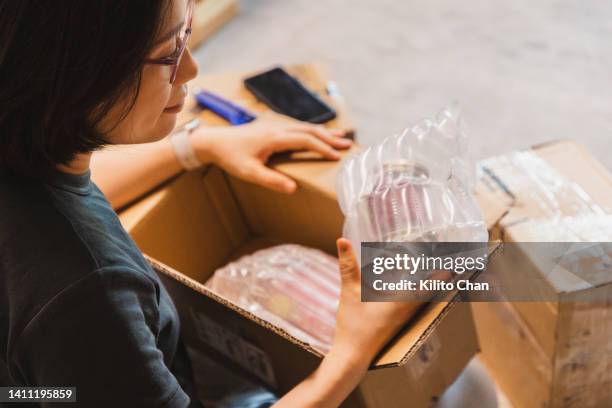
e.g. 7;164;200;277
170;119;201;171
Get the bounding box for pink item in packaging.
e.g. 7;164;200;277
205;244;340;353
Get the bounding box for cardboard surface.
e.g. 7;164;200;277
189;0;238;49
359;302;479;408
120;163;481;407
477;140;612;237
473;302;552;408
472;139;612;408
118;65;486;406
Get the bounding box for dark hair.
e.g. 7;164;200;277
0;0;170;177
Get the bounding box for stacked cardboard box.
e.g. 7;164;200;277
472;140;612;407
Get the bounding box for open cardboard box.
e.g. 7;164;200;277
120;152;498;407
118;63;508;407
471;139;612;407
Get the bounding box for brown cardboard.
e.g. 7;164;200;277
120;160;482;407
472;302;552;408
189;0;238;49
472;140;612;407
478;140;612;234
118;64;491;407
472;169;514;234
359;302;478;408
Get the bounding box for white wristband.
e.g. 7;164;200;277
170;122;201;171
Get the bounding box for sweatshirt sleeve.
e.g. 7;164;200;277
10;266;191;408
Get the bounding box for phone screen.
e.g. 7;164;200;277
244;67;336;123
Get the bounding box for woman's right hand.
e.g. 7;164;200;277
274;239;422;407
331;238;422;366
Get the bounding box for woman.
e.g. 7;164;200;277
0;1;421;406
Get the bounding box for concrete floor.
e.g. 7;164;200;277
194;0;611;169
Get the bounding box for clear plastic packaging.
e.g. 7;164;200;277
477;149;610;242
478;150;606;221
336;107;489;253
205;244;340;353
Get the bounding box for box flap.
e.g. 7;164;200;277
359;302;479;408
146;254;323;355
372;301;453;367
372;243;500;367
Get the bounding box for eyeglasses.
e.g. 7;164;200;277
144;0;194;84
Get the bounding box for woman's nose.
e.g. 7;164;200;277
175;48;199;86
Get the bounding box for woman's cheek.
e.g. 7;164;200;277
153;110;178;140
134;86;174;141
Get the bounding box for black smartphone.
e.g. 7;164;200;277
243;67;336;124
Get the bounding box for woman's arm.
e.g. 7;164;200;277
90;138;182;210
91;121;351;209
274;239;422;407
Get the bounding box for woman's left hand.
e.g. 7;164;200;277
190;120;352;193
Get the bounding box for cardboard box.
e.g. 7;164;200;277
117;65;494;407
472;140;612;407
189;0;238;50
120;160;484;407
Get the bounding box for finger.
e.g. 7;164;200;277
337;238;360;284
247;162;297;194
331;128;349;138
289;124;339;136
289;126;352;149
274;133;341;160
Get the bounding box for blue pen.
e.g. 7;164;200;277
192;88;256;125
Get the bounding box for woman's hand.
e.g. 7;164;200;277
191;120;352;193
331;238;422;366
275;238;422;407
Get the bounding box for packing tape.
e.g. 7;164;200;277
478;150;609;241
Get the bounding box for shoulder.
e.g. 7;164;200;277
0;171;99;270
1;171;157;317
1;172;100;331
1;174;164;358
